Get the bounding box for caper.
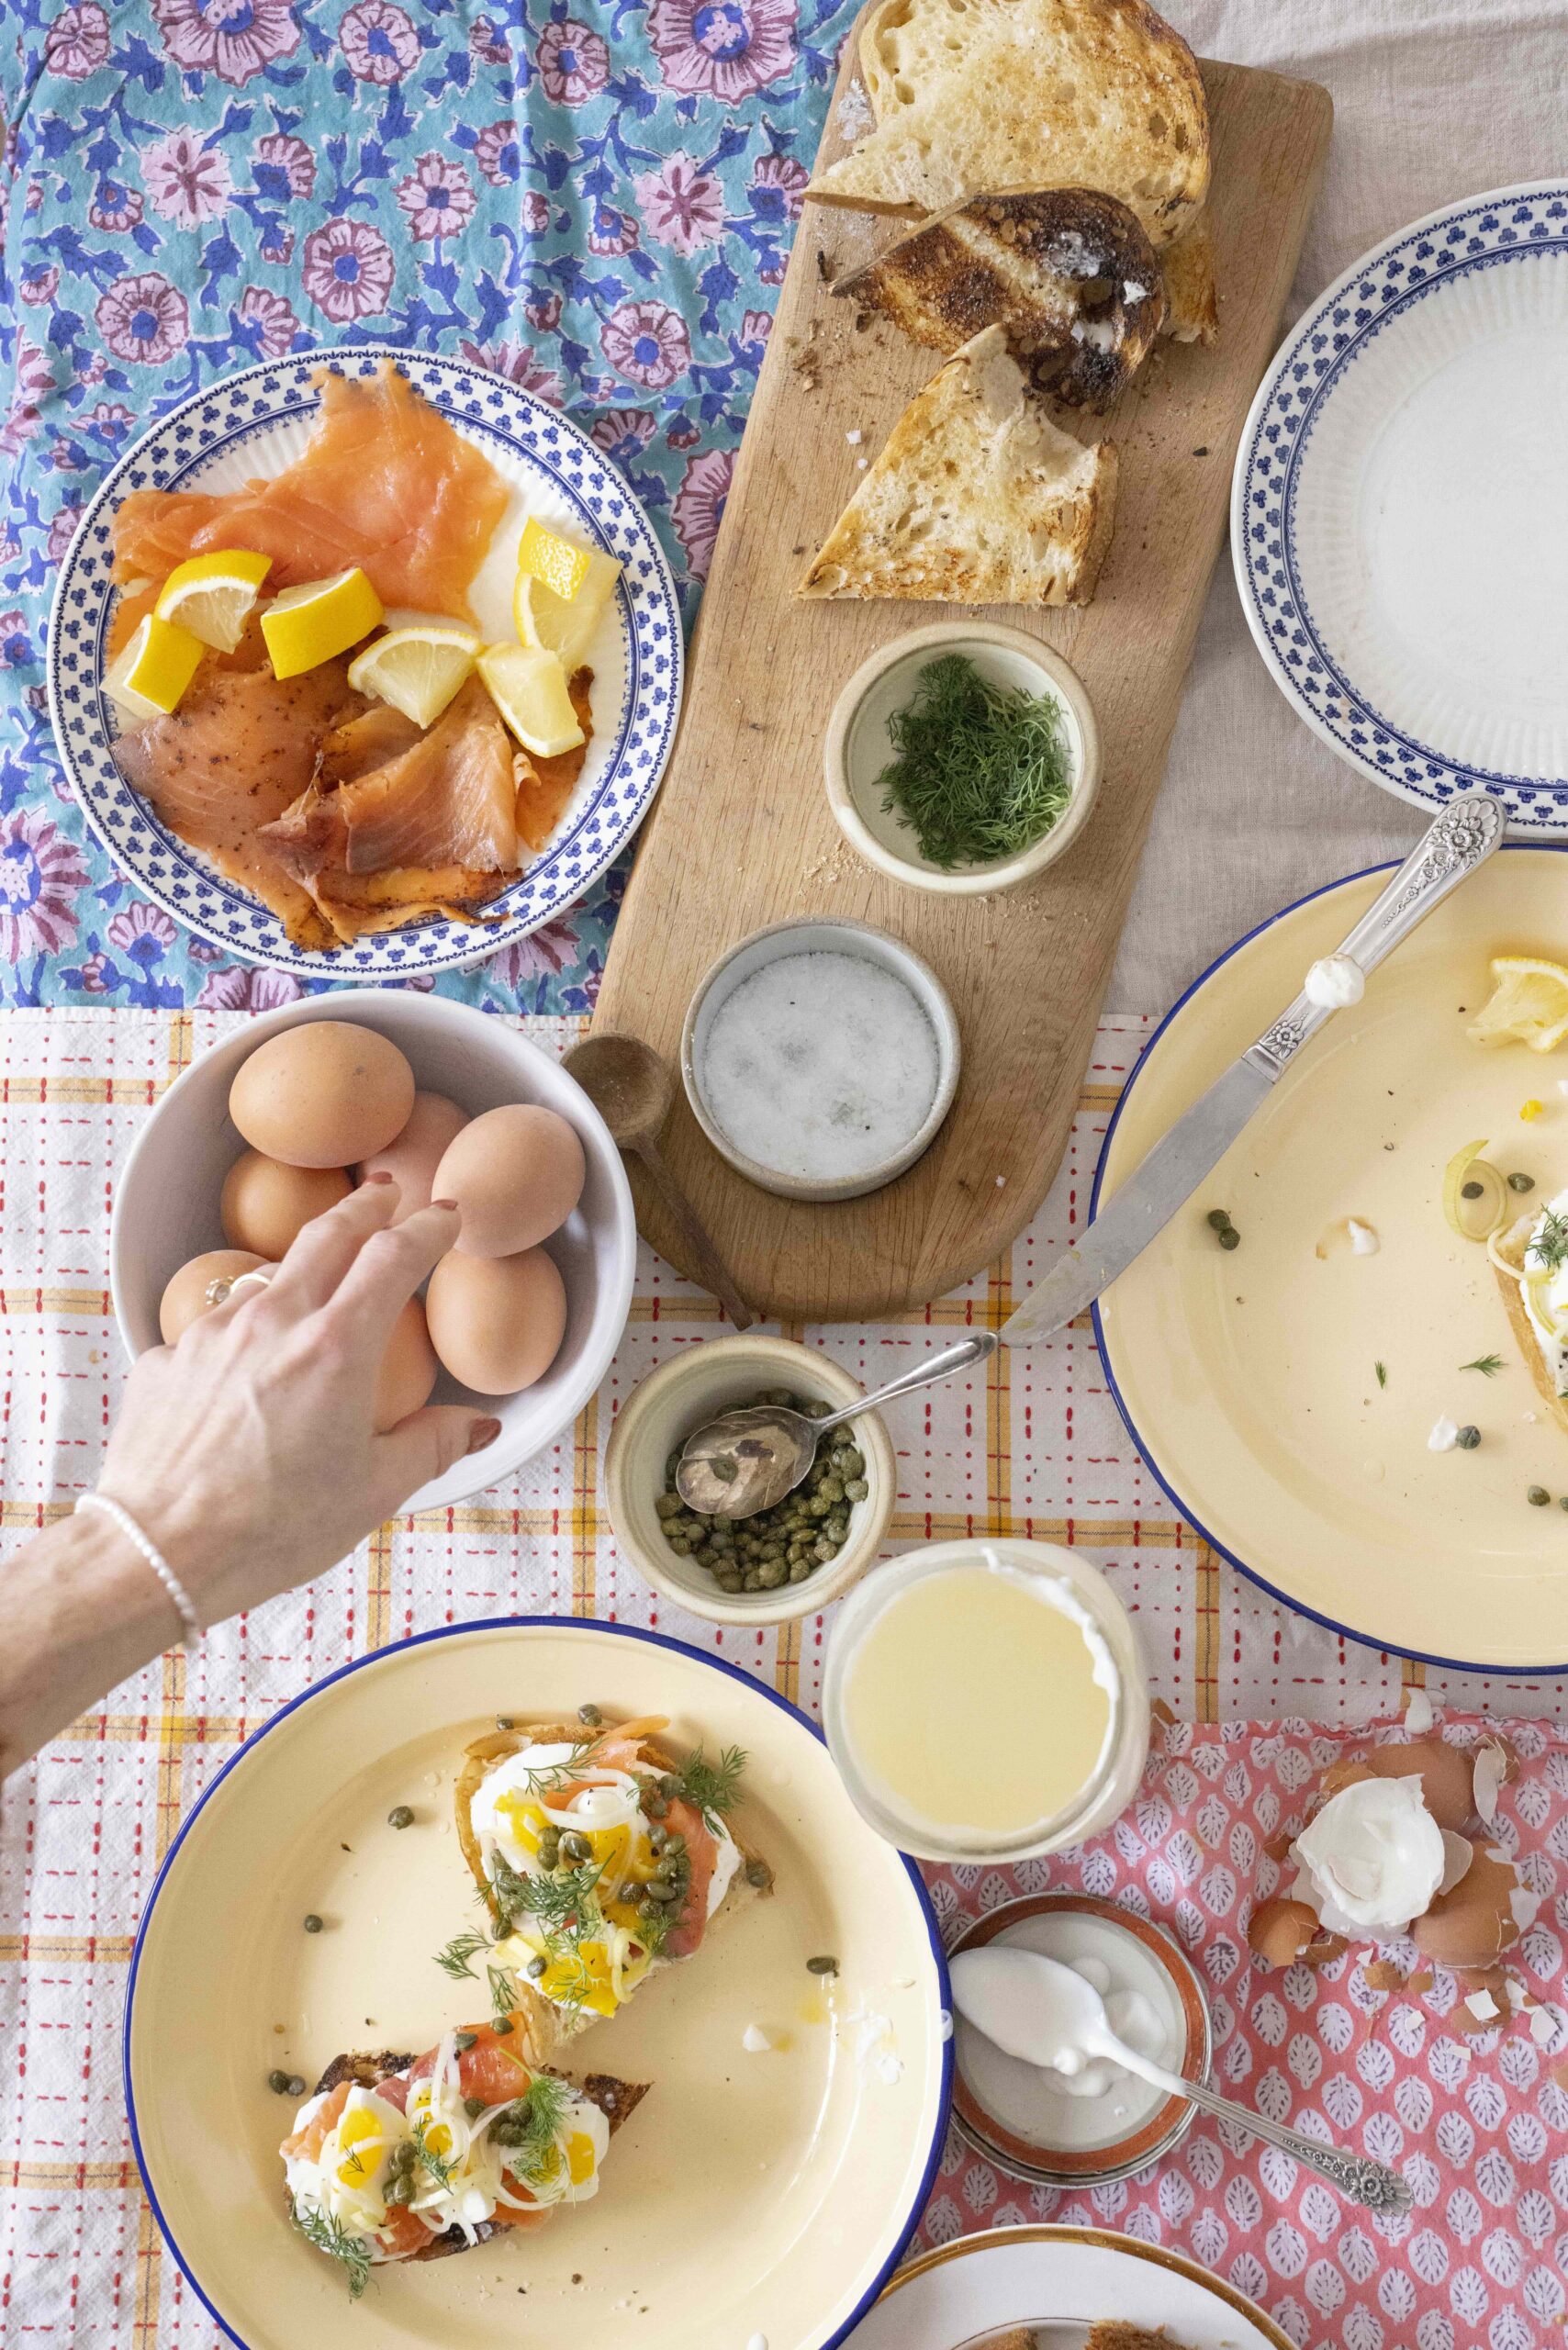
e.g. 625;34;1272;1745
802;1398;830;1418
286;2074;307;2097
718;1572;744;1593
494;2018;514;2034
561;1830;591;1863
745;1859;773;1889
268;2068;290;2094
839;1447;864;1477
1461;1181;1484;1200
526;1953;547;1979
1529;1485;1551;1506
454;2030;478;2050
655;1493;682;1519
464;2095;487;2120
745;1570;764;1591
387;1804;414;1829
303;1913;323;1933
1509;1172;1536;1193
844;1478;869;1503
1456;1425;1481;1449
667;1539;692;1558
1206;1208;1231;1232
665;1832;687;1853
806;1954;839;1975
789;1561;811;1583
1219;1227;1241;1251
649;1822;667;1849
648;1794;668;1818
497;1715;515;1730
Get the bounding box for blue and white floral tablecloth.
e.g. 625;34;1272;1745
0;0;855;1013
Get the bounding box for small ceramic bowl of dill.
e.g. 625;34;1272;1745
823;621;1101;896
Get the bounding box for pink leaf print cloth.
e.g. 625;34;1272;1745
913;1715;1568;2350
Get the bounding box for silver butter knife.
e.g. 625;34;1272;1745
1002;790;1506;1348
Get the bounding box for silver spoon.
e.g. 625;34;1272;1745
676;1329;1000;1516
951;1947;1412;2216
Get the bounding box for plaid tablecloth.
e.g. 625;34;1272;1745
5;1005;1568;2350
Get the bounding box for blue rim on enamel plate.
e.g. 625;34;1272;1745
47;343;684;979
1092;845;1568;1676
1232;180;1568;830
123;1614;951;2350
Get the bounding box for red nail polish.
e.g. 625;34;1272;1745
465;1416;502;1455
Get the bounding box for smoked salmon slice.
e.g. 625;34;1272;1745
114;662;363;948
339;677;517;875
111;366;510;624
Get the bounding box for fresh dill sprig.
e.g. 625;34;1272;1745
507;1860;607;2009
410;2116;457;2189
1461;1353;1504;1376
875;653;1073;870
487;1962;521;2025
289;2198;373;2300
1374;1360;1387;1389
1529;1208;1568;1272
435;1928;488;1981
669;1744;747;1831
494;2075;573;2185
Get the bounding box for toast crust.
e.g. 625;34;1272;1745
303;2050;650;2264
454;1717;770;2065
1490;1214;1568;1433
1159;210;1218;344
834;186;1166;410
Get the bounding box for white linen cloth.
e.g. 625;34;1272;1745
1111;0;1568;1014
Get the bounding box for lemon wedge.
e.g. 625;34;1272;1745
347;624;478;727
103;613;205;719
1467;957;1568;1053
514;520;621;668
260;567;384;679
477;643;586;758
153;549;272;653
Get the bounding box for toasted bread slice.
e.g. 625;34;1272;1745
799;325;1116;605
1159;209;1218;343
305;2048;648;2263
834;188;1165;410
454;1718;771;2068
1489;1214;1568;1433
813;0;1209;249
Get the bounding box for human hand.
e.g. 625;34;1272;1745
98;1179;498;1628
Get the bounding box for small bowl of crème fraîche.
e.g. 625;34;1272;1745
824;621;1101;898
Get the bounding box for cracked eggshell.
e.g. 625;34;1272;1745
1247;1897;1325;1968
1411;1848;1522;1973
1320;1737;1476;1832
1294;1774;1447;1935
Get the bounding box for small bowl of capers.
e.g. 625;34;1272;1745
604;1335;897;1624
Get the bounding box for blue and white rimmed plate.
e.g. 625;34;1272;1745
1092;845;1568;1675
124;1616;950;2350
1233;181;1568;830
47;344;683;979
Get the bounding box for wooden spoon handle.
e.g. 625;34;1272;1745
634;1135;756;1331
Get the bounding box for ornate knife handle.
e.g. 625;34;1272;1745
1177;2075;1414;2214
1247;790;1505;1079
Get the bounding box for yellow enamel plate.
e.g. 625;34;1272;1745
846;2223;1291;2346
1095;846;1568;1673
126;1618;949;2350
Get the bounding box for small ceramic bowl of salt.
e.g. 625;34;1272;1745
680;915;960;1203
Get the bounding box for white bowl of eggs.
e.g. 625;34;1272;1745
110;990;636;1512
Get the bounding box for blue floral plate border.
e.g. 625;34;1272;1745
45;342;684;979
1230;179;1568;831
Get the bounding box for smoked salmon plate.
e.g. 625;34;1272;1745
48;346;682;979
446;1712;772;2063
280;2024;647;2292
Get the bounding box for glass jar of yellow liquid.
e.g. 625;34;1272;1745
822;1539;1148;1862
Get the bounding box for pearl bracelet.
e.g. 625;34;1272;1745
77;1492;204;1654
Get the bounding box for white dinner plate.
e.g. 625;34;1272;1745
1094;845;1568;1673
1232;182;1568;829
124;1617;949;2350
47;344;683;977
845;2224;1291;2348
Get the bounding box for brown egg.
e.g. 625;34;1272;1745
1246;1896;1325;1969
1411;1846;1522;1972
374;1296;440;1430
159;1249;268;1344
433;1104;586;1258
229;1022;415;1169
425;1246;566;1394
1322;1738;1476;1832
221;1151;352;1258
358;1092;469;1224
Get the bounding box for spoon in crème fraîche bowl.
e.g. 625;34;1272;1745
950;1945;1412;2214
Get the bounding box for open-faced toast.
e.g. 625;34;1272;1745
452;1714;771;2066
1489;1212;1568;1432
799;325;1117;605
834;187;1166;409
811;0;1210;252
281;2020;648;2286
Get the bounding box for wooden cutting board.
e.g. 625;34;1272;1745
592;26;1332;1324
